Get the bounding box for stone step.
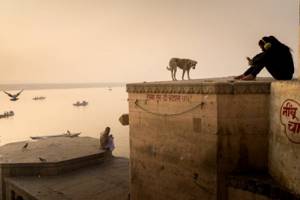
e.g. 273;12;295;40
227;173;300;200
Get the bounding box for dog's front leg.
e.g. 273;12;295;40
187;69;191;80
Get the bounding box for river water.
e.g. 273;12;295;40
0;86;129;158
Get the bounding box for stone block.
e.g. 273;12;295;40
127;78;272;200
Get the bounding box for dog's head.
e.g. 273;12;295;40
189;60;197;69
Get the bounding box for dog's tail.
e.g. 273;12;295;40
166;66;172;71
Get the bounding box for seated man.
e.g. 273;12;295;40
100;127;115;151
106;135;115;151
235;36;294;80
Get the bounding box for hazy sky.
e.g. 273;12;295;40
0;0;298;83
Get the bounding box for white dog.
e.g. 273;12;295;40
166;58;197;80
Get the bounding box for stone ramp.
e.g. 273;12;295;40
6;157;129;200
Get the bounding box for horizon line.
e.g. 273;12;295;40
0;82;126;91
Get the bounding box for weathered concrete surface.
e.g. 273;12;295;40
269;81;300;196
0;137;105;163
0;137;112;200
217;93;269;199
5;157;129;200
127;77;272;200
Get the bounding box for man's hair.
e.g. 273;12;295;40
258;40;265;51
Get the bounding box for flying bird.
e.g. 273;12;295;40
22;143;29;150
3;90;24;101
39;157;47;162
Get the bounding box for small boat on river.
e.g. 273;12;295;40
32;96;46;100
30;131;81;140
73;101;88;107
0;111;14;119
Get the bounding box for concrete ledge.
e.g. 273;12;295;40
1;151;111;176
127;77;272;94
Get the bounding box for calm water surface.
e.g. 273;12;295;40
0;87;129;157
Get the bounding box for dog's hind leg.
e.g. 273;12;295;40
182;70;186;80
170;69;174;81
173;68;177;81
172;71;175;81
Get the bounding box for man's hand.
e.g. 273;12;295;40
246;57;253;65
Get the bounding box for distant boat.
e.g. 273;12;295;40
73;101;88;107
32;96;46;100
30;131;81;140
0;111;14;119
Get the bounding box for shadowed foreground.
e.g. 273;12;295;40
6;157;129;200
0;137;129;200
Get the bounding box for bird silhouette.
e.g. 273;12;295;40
3;90;23;101
22;143;29;150
39;157;47;162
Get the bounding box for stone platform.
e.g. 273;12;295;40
0;137;128;200
0;137;106;164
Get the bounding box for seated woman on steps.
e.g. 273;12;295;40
235;36;294;81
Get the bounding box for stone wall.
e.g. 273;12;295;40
217;94;269;198
127;79;271;200
269;81;300;196
128;92;218;200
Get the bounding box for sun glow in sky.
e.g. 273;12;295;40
0;0;298;83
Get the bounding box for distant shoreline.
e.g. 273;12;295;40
0;83;126;90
